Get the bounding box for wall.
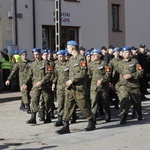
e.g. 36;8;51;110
125;0;150;48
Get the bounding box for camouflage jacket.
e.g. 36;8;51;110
7;59;31;86
109;56;122;85
117;58;143;88
67;53;87;91
24;59;54;89
53;60;69;90
88;59;111;91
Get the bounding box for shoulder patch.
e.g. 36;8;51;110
47;65;52;72
81;61;87;67
105;66;111;72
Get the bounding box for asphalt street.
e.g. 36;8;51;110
0;90;150;150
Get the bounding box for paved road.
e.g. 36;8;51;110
0;90;150;150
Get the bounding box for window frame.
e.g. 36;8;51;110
112;4;121;32
64;0;80;2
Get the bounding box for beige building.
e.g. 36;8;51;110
0;0;150;59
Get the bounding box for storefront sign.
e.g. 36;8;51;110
53;12;71;24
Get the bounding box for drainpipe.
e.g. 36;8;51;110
14;0;18;45
11;0;16;45
32;0;36;47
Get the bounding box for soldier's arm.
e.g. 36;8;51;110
130;60;143;79
70;58;87;83
87;62;93;79
7;62;19;81
99;62;111;83
40;63;54;86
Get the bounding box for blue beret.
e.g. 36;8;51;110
122;46;131;52
47;49;52;53
32;47;41;53
20;50;27;55
85;50;91;57
113;47;120;53
56;50;65;55
67;40;78;46
65;51;70;56
42;49;48;54
13;49;19;54
3;48;8;53
91;49;102;55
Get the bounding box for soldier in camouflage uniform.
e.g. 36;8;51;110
116;46;143;124
88;49;111;124
6;50;31;113
56;40;95;135
109;47;122;109
38;49;55;123
21;48;54;124
52;50;69;127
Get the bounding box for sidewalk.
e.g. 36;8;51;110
0;91;22;103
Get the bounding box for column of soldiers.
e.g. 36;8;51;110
4;41;149;135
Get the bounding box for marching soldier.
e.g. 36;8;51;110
21;48;54;124
6;50;32;113
88;49;111;124
116;46;143;124
56;40;95;134
109;47;122;109
52;50;69;126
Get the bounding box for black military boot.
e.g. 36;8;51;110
19;101;26;111
137;111;143;121
54;116;63;127
120;114;127;125
55;121;70;135
26;112;37;124
71;111;77;124
84;118;96;131
44;112;51;123
93;114;97;125
26;104;31;114
39;109;45;121
105;113;111;123
130;110;136;119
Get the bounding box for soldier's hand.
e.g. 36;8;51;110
123;74;131;79
5;80;10;86
34;81;41;87
66;80;73;86
21;84;27;90
97;80;102;86
52;84;55;91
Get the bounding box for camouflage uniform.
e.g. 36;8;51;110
24;59;54;114
109;56;122;109
116;58;143;122
88;59;111;122
63;54;93;121
7;59;31;106
38;59;55;121
53;60;69;117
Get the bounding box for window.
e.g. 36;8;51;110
112;4;120;31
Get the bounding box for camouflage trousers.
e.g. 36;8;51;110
21;88;30;105
117;85;142;115
30;87;53;113
56;89;65;117
63;89;92;121
90;90;110;115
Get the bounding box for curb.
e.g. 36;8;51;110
0;96;21;103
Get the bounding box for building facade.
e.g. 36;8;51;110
0;0;150;59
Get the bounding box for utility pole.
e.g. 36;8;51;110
55;0;61;51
